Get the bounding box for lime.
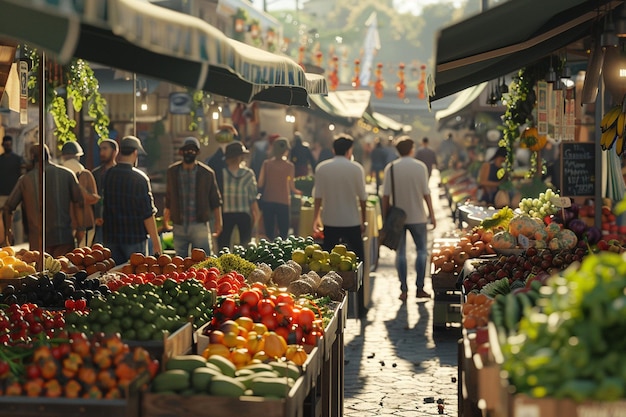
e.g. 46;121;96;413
136;328;151;341
120;317;134;330
177;292;190;305
125;329;137;340
111;306;125;319
103;323;120;335
162;278;177;291
141;309;156;323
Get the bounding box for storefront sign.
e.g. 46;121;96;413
19;60;28;125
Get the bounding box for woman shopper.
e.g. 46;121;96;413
258;137;302;240
218;142;260;251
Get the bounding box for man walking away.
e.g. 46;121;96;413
103;136;162;265
92;139;118;244
0;135;25;244
313;134;368;316
382;137;436;302
415;137;437;178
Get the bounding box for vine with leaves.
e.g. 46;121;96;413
188;89;213;145
22;45;109;150
500;56;560;178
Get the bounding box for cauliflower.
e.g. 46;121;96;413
305;271;322;287
285;260;302;275
271;264;299;287
247;268;270;284
316;276;343;301
287;279;315;296
323;271;343;287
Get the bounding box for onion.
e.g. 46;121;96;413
583;226;602;245
566;203;580;218
567;218;587;237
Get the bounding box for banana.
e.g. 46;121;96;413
601;126;618;150
601;105;621;131
616;133;626;156
615;111;626;136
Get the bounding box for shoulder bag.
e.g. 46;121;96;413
379;163;406;250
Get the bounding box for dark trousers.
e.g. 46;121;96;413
322;225;367;316
262;202;290;240
219;212;252;251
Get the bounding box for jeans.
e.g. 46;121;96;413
262;202;290;240
173;222;212;257
108;241;147;266
395;223;428;293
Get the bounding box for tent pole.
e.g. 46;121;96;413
133;73;137;136
38;51;45;270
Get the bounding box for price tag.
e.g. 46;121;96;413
550;196;571;208
515;404;540;417
518;234;530;249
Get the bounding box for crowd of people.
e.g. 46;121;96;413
0;128;451;311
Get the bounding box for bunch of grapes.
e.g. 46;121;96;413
518;189;559;218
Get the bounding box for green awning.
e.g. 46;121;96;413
430;0;619;102
0;0;327;106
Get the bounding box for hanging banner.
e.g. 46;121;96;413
19;60;28;125
537;81;548;136
564;87;576;141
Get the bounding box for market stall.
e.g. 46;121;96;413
0;234;358;417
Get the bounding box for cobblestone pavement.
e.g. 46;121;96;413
343;170;462;417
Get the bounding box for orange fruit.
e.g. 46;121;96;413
91;243;105;251
183;257;195;269
83;254;96;266
144;256;157;266
162;263;177;274
157;254;172;267
135;264;149;274
191;248;206;262
91;250;104;262
121;264;134;275
148;264;162;275
102;247;112;260
129;253;145;267
171;256;185;266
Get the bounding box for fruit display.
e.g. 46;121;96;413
0;247;37;278
0;331;158;398
192;253;257;279
431;228;494;274
499;252;626;401
600;100;626;155
0;270;111;308
119;252;194;276
461;292;494;330
291;243;359;274
462;246;586;293
66;279;214;340
151;353;300;398
518;189;560;219
59;244;116;276
229;235;312;270
0;303;66;347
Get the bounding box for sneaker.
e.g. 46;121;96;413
398;292;408;301
416;290;431;298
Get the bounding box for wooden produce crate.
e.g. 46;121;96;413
511;395;626;417
433;289;462;329
126;322;194;370
323;262;363;292
431;268;460;290
0;372;149;417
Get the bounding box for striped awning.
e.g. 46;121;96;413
0;0;327;106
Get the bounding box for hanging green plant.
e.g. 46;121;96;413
188;89;210;145
23;45;109;149
500;55;560;178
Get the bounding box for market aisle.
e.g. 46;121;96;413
343;169;462;416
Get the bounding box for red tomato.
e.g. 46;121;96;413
304;330;322;346
275;293;295;306
233;273;245;284
132;275;145;285
144;272;156;282
204;280;218;290
291;324;304;344
274;325;290;341
240;290;261;307
219;298;238;318
275;302;294;325
64;299;75;310
261;313;278;330
297;308;316;332
74;299;87;311
217;281;233;295
257;299;276;316
238;303;252;318
26;364;41;380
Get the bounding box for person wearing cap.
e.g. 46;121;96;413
249;131;274;179
165;137;223;257
205;124;239;193
92;138;119;244
3;144;83;256
382;136;436;301
60;141;100;246
218;142;259;251
478;147;508;205
102;136;162;265
257;137;302;240
313;134;368;316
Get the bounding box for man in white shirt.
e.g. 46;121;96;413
382;137;436;302
313;134;368;316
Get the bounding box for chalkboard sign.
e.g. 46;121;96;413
560;142;595;197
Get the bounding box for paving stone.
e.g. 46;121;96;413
343;171;460;416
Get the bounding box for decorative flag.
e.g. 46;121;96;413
329;56;339;91
396;63;406;99
359;12;381;87
374;63;384;99
352;59;361;88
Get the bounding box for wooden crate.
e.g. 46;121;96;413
431;269;460;290
126;322;193;371
323;262;363;292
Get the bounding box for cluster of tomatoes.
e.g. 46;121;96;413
0;303;66;347
104;267;245;296
209;283;324;346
